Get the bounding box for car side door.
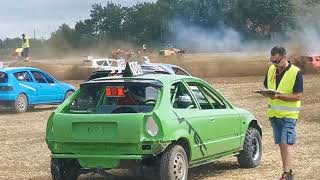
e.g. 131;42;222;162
170;81;212;160
41;72;64;102
13;71;37;103
30;71;59;103
186;81;242;155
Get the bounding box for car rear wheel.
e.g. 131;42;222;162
51;158;80;180
237;127;262;168
14;94;28;113
160;144;188;180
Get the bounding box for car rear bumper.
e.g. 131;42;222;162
51;154;144;169
52;154;143;160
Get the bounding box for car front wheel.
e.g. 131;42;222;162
14;94;28;113
160;144;188;180
51;158;80;180
237;127;262;168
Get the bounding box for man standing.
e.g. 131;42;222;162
263;46;303;180
21;34;30;61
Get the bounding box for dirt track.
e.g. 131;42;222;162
1;54;320;180
7;52;270;80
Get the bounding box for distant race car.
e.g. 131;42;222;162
292;54;320;74
0;67;75;113
81;57;126;71
159;44;185;59
110;49;135;59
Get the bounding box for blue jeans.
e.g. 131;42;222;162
269;117;297;145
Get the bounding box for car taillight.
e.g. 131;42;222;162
0;86;13;91
105;86;125;97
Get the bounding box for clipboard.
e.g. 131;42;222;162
253;89;282;95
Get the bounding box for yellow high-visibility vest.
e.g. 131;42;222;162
22;37;30;48
267;64;301;119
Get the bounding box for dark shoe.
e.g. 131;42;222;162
279;170;294;180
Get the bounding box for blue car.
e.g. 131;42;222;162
0;67;75;113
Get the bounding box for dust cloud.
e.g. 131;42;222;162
168;20;272;53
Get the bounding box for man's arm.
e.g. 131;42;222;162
263;92;302;101
275;93;302;101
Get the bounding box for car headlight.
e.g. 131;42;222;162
146;116;159;137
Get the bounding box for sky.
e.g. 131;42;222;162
0;0;156;40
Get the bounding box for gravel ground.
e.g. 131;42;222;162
0;70;319;180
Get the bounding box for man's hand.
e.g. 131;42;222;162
262;93;278;100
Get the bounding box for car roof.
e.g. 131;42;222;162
142;63;176;68
85;74;199;85
0;67;41;73
141;63;191;75
85;58;117;62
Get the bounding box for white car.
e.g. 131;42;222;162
82;57;126;72
87;57;191;81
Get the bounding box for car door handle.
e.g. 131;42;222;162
210;118;216;122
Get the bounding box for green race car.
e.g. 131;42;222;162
46;74;262;180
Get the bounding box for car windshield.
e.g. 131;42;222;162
0;72;8;83
96;61;105;65
66;82;161;114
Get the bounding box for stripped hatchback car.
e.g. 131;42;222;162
0;67;75;113
46;74;262;180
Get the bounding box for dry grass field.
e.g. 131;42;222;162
1;53;319;180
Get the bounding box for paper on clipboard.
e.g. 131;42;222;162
254;89;282;95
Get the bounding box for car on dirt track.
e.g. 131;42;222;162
0;67;75;113
46;71;262;180
159;44;185;60
292;54;320;74
81;57;126;71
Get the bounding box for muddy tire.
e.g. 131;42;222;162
160;144;188;180
237;127;262;168
14;94;28;113
51;158;80;180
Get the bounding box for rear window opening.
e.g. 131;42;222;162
66;81;161;114
0;72;8;83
